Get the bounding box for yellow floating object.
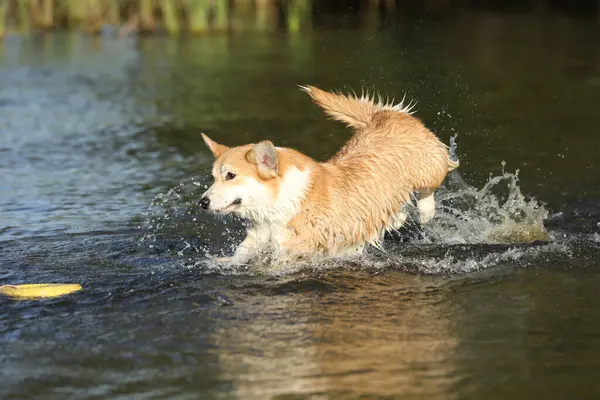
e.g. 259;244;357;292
0;283;83;300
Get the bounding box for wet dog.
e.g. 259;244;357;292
200;85;458;262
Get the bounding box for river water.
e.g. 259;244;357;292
1;8;600;400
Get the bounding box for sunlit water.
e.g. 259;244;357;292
2;8;600;400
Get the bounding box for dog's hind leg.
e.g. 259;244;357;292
417;190;436;224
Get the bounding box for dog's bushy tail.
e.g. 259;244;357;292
298;85;417;130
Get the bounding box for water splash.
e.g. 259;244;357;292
417;163;549;245
185;239;569;277
138;177;245;263
139;162;551;276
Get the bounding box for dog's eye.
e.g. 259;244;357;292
225;172;236;181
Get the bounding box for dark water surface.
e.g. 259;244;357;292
2;9;600;400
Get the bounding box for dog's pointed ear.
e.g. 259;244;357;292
246;140;279;180
201;133;229;158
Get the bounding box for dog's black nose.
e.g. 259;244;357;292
199;197;210;210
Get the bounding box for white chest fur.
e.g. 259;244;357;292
234;166;312;258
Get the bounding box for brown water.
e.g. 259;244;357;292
1;8;600;400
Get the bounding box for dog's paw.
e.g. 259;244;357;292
417;191;436;225
419;210;435;224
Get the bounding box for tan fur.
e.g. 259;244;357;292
201;86;458;259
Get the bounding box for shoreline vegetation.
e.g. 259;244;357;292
0;0;326;38
0;0;597;40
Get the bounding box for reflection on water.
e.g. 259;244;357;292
211;273;457;398
1;6;600;400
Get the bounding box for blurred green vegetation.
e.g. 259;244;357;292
2;0;596;39
0;0;317;37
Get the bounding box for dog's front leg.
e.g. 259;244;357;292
217;225;270;264
281;230;316;258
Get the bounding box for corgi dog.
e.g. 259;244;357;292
200;85;459;262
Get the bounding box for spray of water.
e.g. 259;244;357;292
138;177;245;263
138;160;554;276
418;163;549;245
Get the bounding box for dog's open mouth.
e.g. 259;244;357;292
216;198;242;213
